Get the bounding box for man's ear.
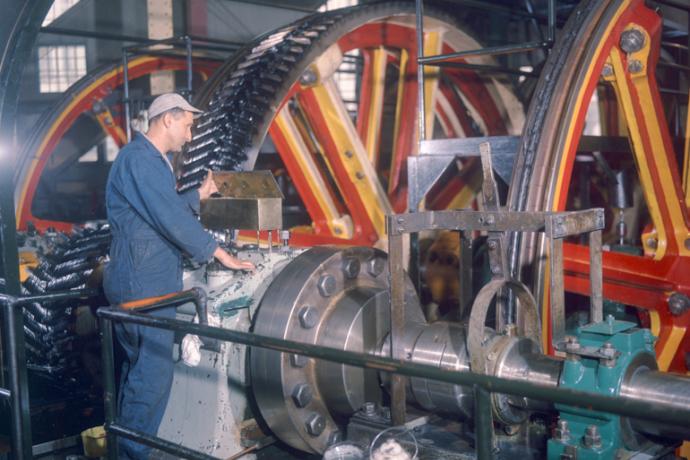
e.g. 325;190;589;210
162;112;172;128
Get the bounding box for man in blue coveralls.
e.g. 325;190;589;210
103;93;255;459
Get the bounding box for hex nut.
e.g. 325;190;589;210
305;413;326;437
298;306;319;329
668;292;690;316
583;424;602;448
367;258;385;277
342;257;361;279
318;274;337;297
620;29;645;54
601;63;613;77
291;383;313;408
628;59;643;74
553;419;570;441
290;353;308;368
300;68;317;85
362;401;377;416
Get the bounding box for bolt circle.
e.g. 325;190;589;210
305;413;326;437
290;353;308;368
342;257;361;279
291;383;313;408
318;274;337;297
298;306;319;329
367;257;385;277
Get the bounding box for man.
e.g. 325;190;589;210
103;93;254;459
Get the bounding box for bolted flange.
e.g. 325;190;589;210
305;413;326;437
291;383;313;408
342;257;361;279
299;306;319;329
318;274;337;297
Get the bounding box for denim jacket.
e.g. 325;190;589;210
103;133;217;304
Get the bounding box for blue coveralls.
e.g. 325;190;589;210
103;133;217;460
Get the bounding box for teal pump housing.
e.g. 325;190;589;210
547;315;657;460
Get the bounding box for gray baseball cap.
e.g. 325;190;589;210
147;93;203;119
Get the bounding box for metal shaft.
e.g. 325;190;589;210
621;369;690;440
97;308;690;428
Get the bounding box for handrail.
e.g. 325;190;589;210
98;306;690;460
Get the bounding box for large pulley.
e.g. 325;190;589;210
250;246;424;453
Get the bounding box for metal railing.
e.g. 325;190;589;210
0;288;96;460
97;299;690;460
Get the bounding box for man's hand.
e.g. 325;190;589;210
213;247;255;272
199;170;219;200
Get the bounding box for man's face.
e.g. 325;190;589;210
167;111;195;152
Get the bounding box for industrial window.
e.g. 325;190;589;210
319;0;357;11
43;0;79;26
38;45;87;93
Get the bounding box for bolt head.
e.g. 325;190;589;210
553;419;570;441
305;413;326;436
488;240;498;250
583;424;602;448
290;353;308;368
646;237;658;249
317;274;337;297
362;401;377;416
291;383;313;408
342;257;361;279
298;306;319;329
668;292;690;316
300;68;317;85
601;63;613;77
620;29;645;53
628;59;643;73
367;257;385;277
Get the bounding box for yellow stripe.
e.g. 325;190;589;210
609;47;668;259
423;31;443;137
657;324;685;371
273;109;350;237
551;2;630;211
364;47;387;165
683;91;690;206
311;80;392;237
16;56;158;221
649;310;661;337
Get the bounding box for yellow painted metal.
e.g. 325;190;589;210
94;104;127;146
683;88;690;206
656;324;686;371
309;79;392;238
18;250;38;283
362;47;388;166
423;31;443;137
606;26;690;258
273;107;353;238
390;48;410;194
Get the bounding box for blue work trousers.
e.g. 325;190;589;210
115;306;175;460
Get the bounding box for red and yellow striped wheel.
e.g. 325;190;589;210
511;0;690;372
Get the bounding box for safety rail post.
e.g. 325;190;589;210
0;295;31;460
100;314;118;460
